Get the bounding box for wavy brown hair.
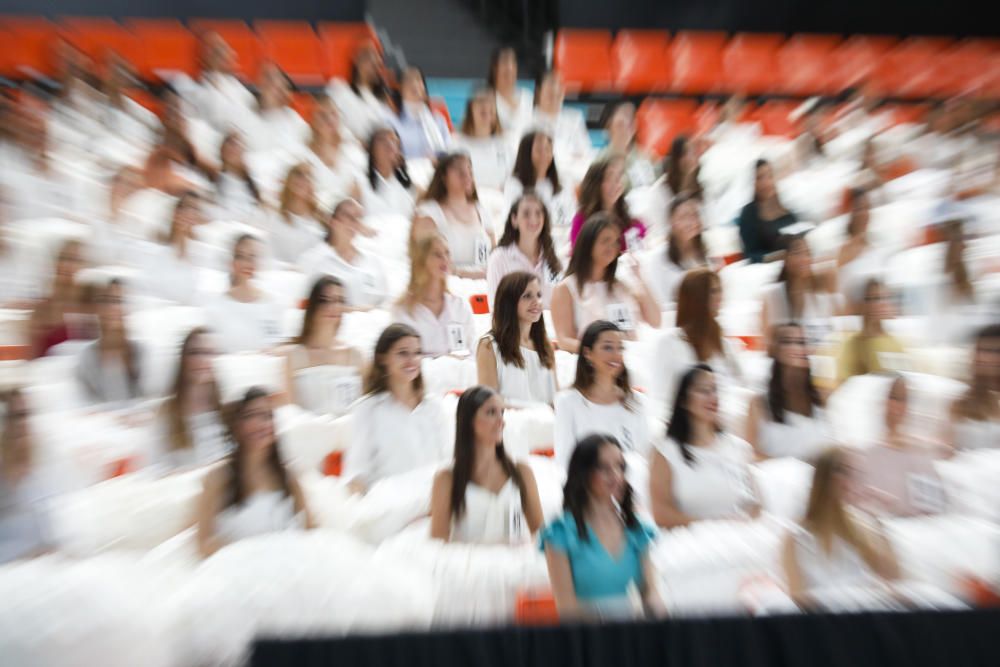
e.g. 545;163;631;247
572;320;635;410
490;272;554;370
511;131;561;194
676;268;724;361
279;162;319;221
496;192;562;276
363;323;424;397
564;213;620;294
576;155;631;231
398;234;451;312
563;434;638;540
162;327;223;452
419;152;478;204
459;87;501;137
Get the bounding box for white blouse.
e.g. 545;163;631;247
343;392;449;487
531;108;593;174
643;252;701;310
152;409;232;473
288;345;363;418
651;328;745;407
300;147;361;210
244;106;310;155
790;527;879;591
326;79;392;143
952;418;1000;451
265;211;324;264
415;200;492;269
206;293;284;353
761;282;843;347
563;278;640;338
452;134;514;191
756;403;833;462
390;293;476;357
486;243;559;309
450;477;530;545
361;172;416;218
481;334;556;407
0;470;56;564
213;172;263;224
299;243;388;308
554;388;650;468
502;177;575;229
654;433;756;520
216;490;303;545
495;87;533;139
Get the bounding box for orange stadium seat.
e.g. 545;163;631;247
636;98;698;156
255;20;326;86
59;17;141;67
829;35;898;92
874;37;953;98
933;38;1000;96
188;18;261;81
723;32;785;95
291;91;316;122
554;29;614;92
612;29;671;93
0;16;58;78
126;18;198;80
669;31;728;94
776;33;842;95
318;21;379;81
430;97;454;132
751;100;800;137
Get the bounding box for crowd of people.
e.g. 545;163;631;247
2;29;1000;637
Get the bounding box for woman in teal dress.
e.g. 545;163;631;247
540;433;666;620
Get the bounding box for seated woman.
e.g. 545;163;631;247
361;127;416;218
144;88;216;196
836;279;906;383
388;66;451;160
551;215;660;353
391;235;476;357
738;159;797;263
836;188;881;310
413;152;494;278
29;238;88;358
95;53;159;149
196;387;314;557
142;191;206;305
486;192;562;309
541;433;664;620
947;324;1000;451
554;321;649;468
636;135;705;236
569;155;647;250
1;390;57;564
597;100;657;188
207;234;283;354
212;132;264;224
488;47;532;139
75;279;148;406
782;447;901;611
326;43;392;144
746;323;832;462
343;324;449;494
300;95;364;210
243;63;309;155
153;327;230;472
503;130;574;228
761;234;841;348
282;276;365;418
300;198;387;310
531;69;593;175
452;88;512;192
266;163;325;265
477;272;557;407
643;193;709;310
648;364;760;528
429;385;543;544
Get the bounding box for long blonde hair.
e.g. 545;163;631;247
279;162;318;221
398;234;449;312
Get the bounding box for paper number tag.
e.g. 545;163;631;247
907;473;946;514
475;238;490;267
606;303;634;331
619;425;634;452
508;499;526;543
447;323;467;354
624;227;643;254
331;375;362;414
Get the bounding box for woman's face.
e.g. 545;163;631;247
185;332;218;384
685;369;719;425
585;330;625;381
600;160;626;210
384;335;422;385
354;47;380;83
707;276;723;318
589;442;627;504
220;135;245;169
670;200;702;244
55;244;84;282
776;325;810;369
755;163;776;200
494;49;517;90
97;283;125;332
400;68;426;103
312;103;341;140
885;379;908;430
331;201;364;242
372;131;401;171
316;283;346;329
232;239;259;283
607;104;636;144
260;64;290;106
974;336;1000;383
473;393;505;446
470;93;497;133
864;283;893;322
592;225;622;270
444;157;474;197
237;396;275;457
530;134;553;175
512;197;545;241
288;170;313;202
517;279;544;325
426;240;452;280
785;239;812;278
537;73;564;110
174;200;202;237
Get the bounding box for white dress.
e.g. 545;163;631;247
243;106;310;155
300;147;361;210
761;282;843;347
481;334;556;407
952;418;1000;451
326;79;392;143
531;108;593;177
343;392;450;488
206;293;284;353
299;243;388;309
174;72;256;132
495;88;533;139
654;433;756;520
486;243;559;309
0;471;56;564
390;294;476;357
791;528;879;591
756;404;833;462
265;211;324;264
651;328;745;407
152;410;232;473
213;172;263;224
643;252;701;310
289;346;363;418
502;177;575;229
450;477;530;545
452;134;514;191
415;200;492;269
554;388;650;468
215;490;303;545
563;278;640;338
361;172;416;218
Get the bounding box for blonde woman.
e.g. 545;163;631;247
266;163;325;264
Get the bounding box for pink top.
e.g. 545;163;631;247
569;212;647;252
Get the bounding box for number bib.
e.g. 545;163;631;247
606;303;635;331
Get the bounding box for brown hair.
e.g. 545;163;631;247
572;320;635;410
297;275;345;344
576;155;632;233
420;152;478;204
363;323;424;397
162;327;222;452
490;272;554;370
564;213;620;294
676;268;723;361
279;162;319;221
398;234;450;312
954;323;1000;421
496;192;562;276
666;192;707;268
459;88;501;137
511;131;561;194
943;220;973;301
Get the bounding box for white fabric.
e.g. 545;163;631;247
205;293;284;353
290;349;362;419
952;418;1000;451
563;278;640;338
495;88;533;139
415;200;492;269
264;211;324;264
486;243;559;309
653;433;756;520
390;294;475;357
326;79;392;143
530;108;593;179
150;409;231;473
452;134;514;191
300;243;388;309
450;477;530;545
502;177;576;229
482;334;556;406
361;173;416;218
215;490;303;545
756;405;834;462
650;328;745;407
553;388;650;468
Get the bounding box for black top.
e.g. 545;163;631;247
738;201;797;263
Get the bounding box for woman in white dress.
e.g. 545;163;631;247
644;193;709;310
487;47;532;139
325;43;392;143
207;234;283;353
837;188;882;311
343;323;449;494
551;214;660;353
29;238;89;358
648;364;760;528
144;192;205;305
388;66;451;161
503;130;574;228
429;385;543;544
568;154;648;250
300;95;364;210
391;234;476;357
486;192;563;309
746;323;832;462
413;153;494;278
947;324;1000;451
212;132;264;224
246;64;310;154
281;276;364;418
477;272;557;407
362;127;416;218
452;88;512;191
196;387;314;557
531;70;593;176
554;321;650;468
267;163;325;264
154;327;230;473
597;100;657;188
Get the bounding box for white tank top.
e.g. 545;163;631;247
291;345;362;417
565;278;636;336
483;334;556;406
450;477;528;545
216;490;302;545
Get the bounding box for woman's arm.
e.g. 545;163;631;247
745;397;765;458
196;467;227;558
626;261;662;329
428;468;453;541
780;531;809;607
476;337;500;391
550;282;580;354
640;553;668;618
288;474;316;530
515;462;544;535
648;450;696;529
544;546;583;620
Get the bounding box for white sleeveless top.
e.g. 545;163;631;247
154;410;232;473
290;346;362;417
415;200;492;269
757;404;833;462
450;477;529;545
483;334;556;407
952;418;1000;451
564;278;638;337
761;282;843;347
216;490;303;545
654;433;756;520
790;528;878;590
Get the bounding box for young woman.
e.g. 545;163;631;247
551;215;660;353
487;47;532;138
343;323;449;494
389;66;450;160
429;385;543;544
96;53;159;149
212;131;264;223
282;276;365;417
940;219;976;308
154;327;230;472
326;43;392;143
361;127;416;217
652;268;743;406
531;69;592;172
244;62;310;154
145;191;205;305
299;95;363;211
648;364;760;528
486;192;562;309
75;279;147;405
553;321;649;468
541;434;664;620
643;193;709;310
746;323;832;461
300;198;387;309
477;272;557;407
598;100;656;188
569;155;647;250
413;152;494;278
29;238;87;358
836;279;906;383
782;447;900;610
181;31;256;131
451;87;512;191
503;130;574;228
144;88;216;196
391;234;476;357
207;234;283;353
836;188;881;309
948;324;1000;451
738;159;797;263
267;163;325;264
196;387;314;557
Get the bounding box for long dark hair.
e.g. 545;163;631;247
572;320;635;409
666;192;707;268
511;131;561;194
459;87;501;136
449;386;525;520
490;272;554;370
163;326;222;451
664;134;702;198
943;220;973;300
296;275;344;344
224;387;293;507
676;268;723;361
846;187;870;238
767;322;823;424
349;45;389;101
363;323;424;397
665;364;720;465
366;126;412;191
563;434;639;540
218;131;262;203
576;156;632;231
777;234;823;319
496;193;562;276
97;278;141;399
955;323;1000;421
486;46;515;89
392;65;430;116
421;152;478;203
565;213;620;293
